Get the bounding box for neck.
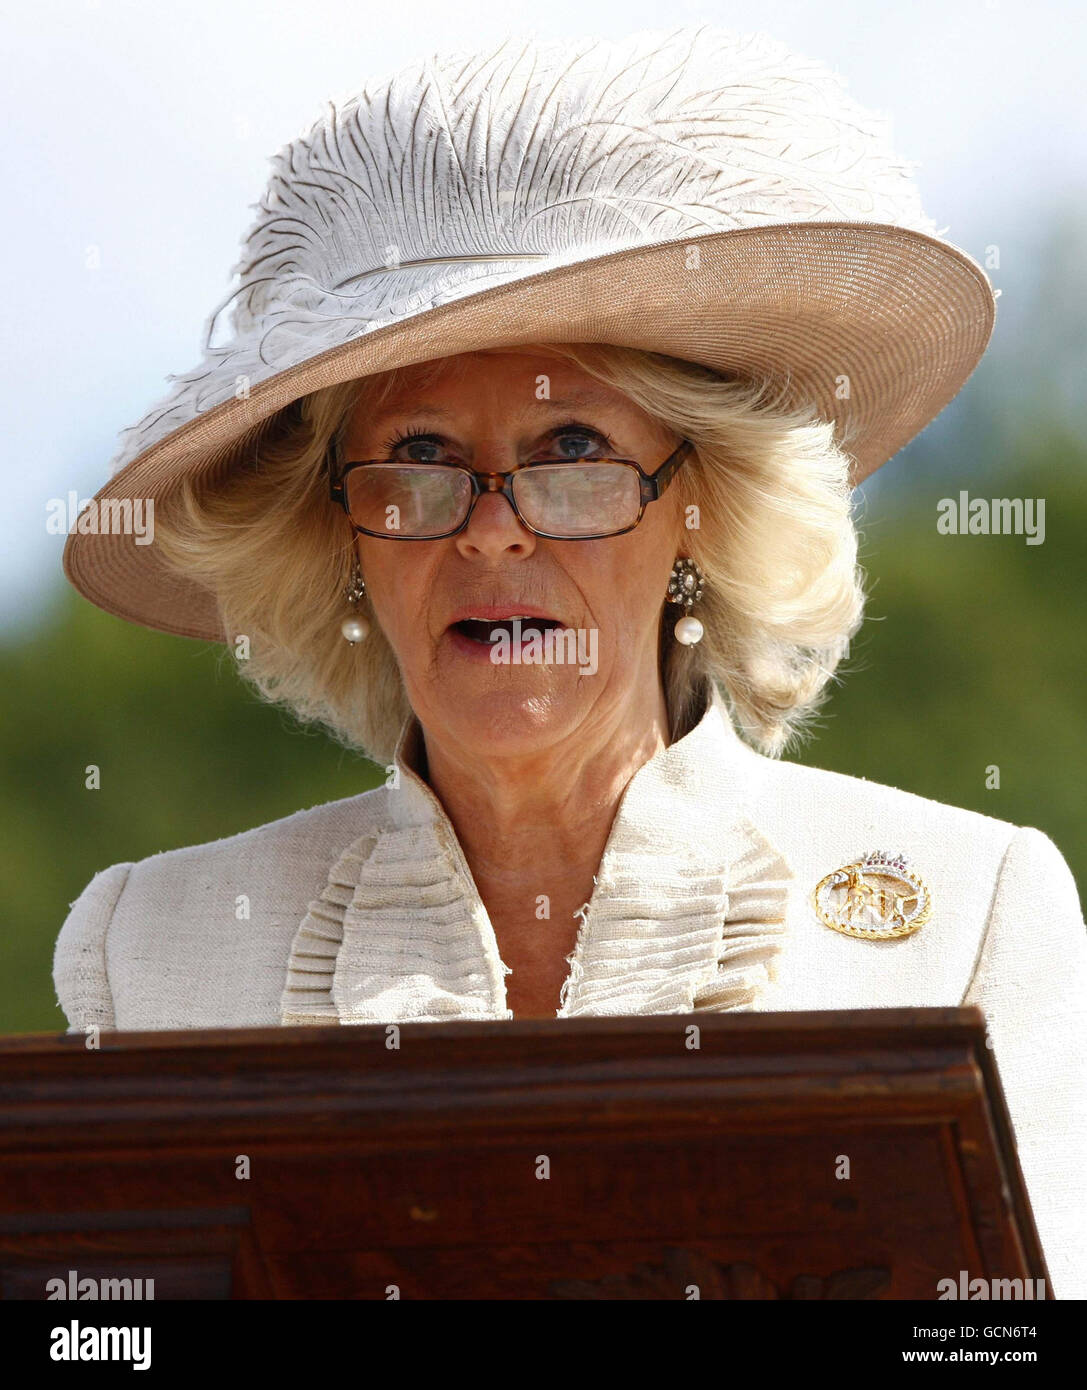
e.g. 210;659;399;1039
418;684;672;896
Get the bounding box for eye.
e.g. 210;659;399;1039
381;427;452;463
547;426;615;460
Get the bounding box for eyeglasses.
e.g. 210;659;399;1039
328;437;694;540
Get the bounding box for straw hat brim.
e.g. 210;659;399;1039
63;221;995;643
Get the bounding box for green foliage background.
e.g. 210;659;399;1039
3;220;1084;1033
796;422;1084;853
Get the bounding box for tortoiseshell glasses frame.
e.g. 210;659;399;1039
328;436;694;541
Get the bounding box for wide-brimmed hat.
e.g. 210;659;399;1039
63;22;997;643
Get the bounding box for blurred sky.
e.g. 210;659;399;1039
2;0;1085;640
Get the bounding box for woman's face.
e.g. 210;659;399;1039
343;348;688;758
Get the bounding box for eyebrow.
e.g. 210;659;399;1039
366;388;621;425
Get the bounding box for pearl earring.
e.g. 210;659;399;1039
341;559;370;644
666;556;705;645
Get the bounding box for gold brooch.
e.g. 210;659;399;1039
813;851;932;940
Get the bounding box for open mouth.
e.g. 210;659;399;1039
453;617;563;645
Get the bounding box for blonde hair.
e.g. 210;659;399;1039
152;343;865;761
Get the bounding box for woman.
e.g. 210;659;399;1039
55;26;1085;1295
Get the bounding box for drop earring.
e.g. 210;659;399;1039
341;558;370;644
667;556;705;645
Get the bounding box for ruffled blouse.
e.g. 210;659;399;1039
280;687;793;1023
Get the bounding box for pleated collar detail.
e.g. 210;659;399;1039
281;688;793;1024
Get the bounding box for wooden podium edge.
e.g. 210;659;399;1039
0;1007;1054;1297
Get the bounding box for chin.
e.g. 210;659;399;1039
429;672;592;756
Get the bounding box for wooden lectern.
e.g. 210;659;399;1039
0;1008;1051;1299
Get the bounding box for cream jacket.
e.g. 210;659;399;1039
54;688;1087;1297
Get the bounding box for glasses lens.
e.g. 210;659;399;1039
513;463;641;537
344;464;471;537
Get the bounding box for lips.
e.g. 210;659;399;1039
446;605;565;645
452;616;564;645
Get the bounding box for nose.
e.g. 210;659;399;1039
454;470;537;562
